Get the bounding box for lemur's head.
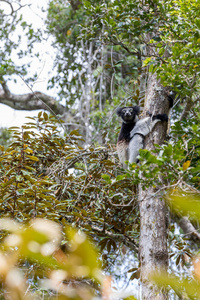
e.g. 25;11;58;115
116;106;140;123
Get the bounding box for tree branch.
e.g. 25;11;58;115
0;0;29;15
0;87;65;116
91;225;138;253
179;216;200;242
179;97;193;121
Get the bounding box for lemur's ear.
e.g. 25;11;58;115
133;106;140;115
116;107;123;116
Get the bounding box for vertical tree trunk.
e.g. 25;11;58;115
138;72;170;299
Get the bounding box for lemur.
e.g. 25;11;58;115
116;106;168;169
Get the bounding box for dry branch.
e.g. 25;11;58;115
0;87;65;115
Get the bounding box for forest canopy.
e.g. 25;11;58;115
0;0;200;299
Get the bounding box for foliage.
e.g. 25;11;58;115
81;0;200;99
0;127;12;148
0;218;102;299
1;0;200;298
0;111;199;298
46;0;140;103
138;110;200;190
1;0;199;145
0;0;41;82
0;112;139;254
0;217;137;299
46;0;141;144
153;0;200;97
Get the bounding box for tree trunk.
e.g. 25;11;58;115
138;72;170;299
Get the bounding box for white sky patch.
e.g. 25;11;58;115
0;0;57;128
0;104;41;128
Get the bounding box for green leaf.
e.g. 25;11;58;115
65;225;101;281
169;193;200;220
43;112;48;121
101;174;111;184
152;272;200;299
26;155;39;161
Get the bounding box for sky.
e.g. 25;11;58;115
0;0;55;127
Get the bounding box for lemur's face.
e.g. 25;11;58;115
121;108;135;121
117;106;140;123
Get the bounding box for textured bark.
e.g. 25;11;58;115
138;72;170;299
0;87;65;115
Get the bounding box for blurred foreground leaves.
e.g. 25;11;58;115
0;111;199;298
0;218;136;299
0;112;137;299
0;218;101;299
152;192;200;299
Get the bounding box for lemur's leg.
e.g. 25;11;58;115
128;134;144;164
117;141;129;169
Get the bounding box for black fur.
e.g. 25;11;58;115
117;106;140;142
168;91;175;108
152;114;168;122
116;106;169;168
118;122;135;142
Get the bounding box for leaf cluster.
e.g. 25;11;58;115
0;111;199;295
82;0;200;100
0;110;199;238
0;218;102;299
0;112;139;252
0;1;42;79
46;0;141;114
136;111;200;190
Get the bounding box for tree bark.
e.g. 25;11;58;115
138;72;171;299
0;87;65;115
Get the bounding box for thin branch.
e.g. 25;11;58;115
1;0;14;15
109;37;139;57
179;216;200;242
107;194;137;208
179;97;194;122
1;0;29;15
1;79;11;98
91;225;138;252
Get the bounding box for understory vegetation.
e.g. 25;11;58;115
0;0;200;298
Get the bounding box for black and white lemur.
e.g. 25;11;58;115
116;106;169;168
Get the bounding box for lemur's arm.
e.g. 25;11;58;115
130;114;168;138
128;114;168;164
